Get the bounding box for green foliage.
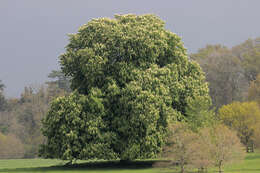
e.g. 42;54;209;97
41;14;211;161
218;101;260;151
185;95;215;131
40;90;117;160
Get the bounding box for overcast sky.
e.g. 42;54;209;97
1;0;260;97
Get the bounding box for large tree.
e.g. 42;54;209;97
40;14;210;161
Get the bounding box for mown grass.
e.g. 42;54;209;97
222;152;260;173
0;159;159;173
0;152;260;173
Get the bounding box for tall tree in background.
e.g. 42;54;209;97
12;86;49;157
40;14;211;162
248;74;260;105
232;38;260;81
0;83;68;158
0;80;4;91
47;70;71;93
0;80;6;111
191;45;248;109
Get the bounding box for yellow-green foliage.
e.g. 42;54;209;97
218;101;260;148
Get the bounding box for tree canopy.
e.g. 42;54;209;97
239;39;260;81
40;14;211;161
218;101;260;152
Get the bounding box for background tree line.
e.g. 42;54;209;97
190;37;260;153
191;37;260;109
0;71;70;158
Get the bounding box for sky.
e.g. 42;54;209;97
1;0;260;97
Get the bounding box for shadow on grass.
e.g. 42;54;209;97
245;154;260;160
0;160;158;172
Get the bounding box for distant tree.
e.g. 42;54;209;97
45;83;67;103
191;128;213;173
252;125;260;150
162;123;199;173
40;14;211;162
0;132;24;159
0;111;12;134
218;101;260;152
208;124;245;173
0;80;69;158
158;123;244;173
0;80;4;91
239;38;260;81
231;38;258;60
191;45;248;110
242;48;260;81
9;86;51;158
0;80;6;111
0;95;6;111
231;38;260;82
47;70;71;93
248;74;260;105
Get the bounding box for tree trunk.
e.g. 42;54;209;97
180;164;185;173
218;161;222;173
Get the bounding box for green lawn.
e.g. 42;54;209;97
223;152;260;173
0;152;260;173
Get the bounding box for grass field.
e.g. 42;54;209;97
0;152;260;173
